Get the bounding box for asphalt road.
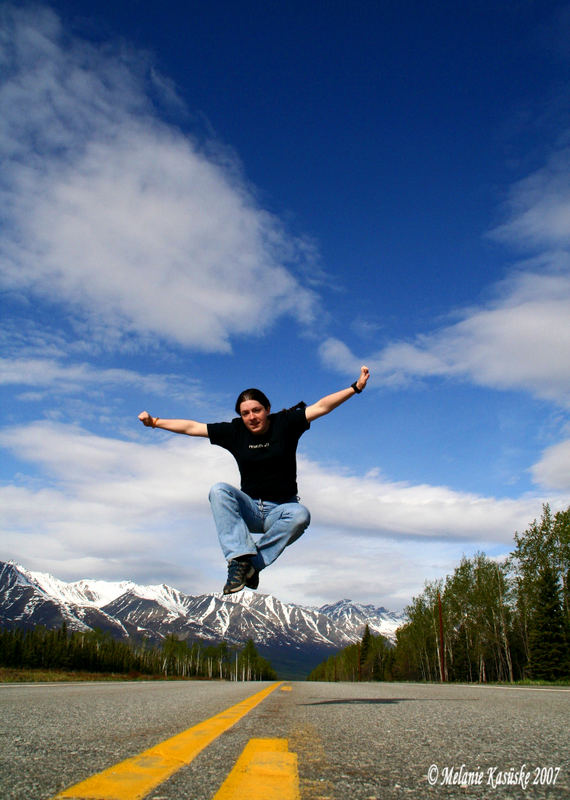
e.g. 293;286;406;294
0;680;568;799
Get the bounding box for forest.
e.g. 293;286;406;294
0;624;276;681
309;504;570;683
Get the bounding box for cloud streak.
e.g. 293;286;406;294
299;457;542;542
1;421;545;541
322;268;570;404
531;438;570;491
490;147;570;250
0;355;205;406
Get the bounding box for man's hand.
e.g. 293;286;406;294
356;365;370;392
138;411;155;427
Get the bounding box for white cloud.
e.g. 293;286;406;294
0;421;237;507
0;5;317;352
0;355;203;402
531;438;570;491
321;264;570;406
0;421;239;590
269;532;474;611
1;421;542;543
490;147;570;250
298;456;543;542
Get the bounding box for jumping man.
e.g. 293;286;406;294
139;366;370;594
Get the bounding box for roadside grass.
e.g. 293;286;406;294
411;678;570;687
2;667;567;686
0;667;211;683
505;678;570;687
416;678;570;687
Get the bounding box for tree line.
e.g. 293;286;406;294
309;504;569;683
0;623;276;681
307;623;395;681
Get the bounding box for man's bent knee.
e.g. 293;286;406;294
283;505;310;548
294;504;311;528
286;503;310;534
208;482;235;503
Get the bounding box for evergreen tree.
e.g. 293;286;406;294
508;504;570;663
0;626;276;680
528;564;568;681
359;624;372;678
307;631;392;682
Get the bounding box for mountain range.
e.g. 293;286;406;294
0;561;405;678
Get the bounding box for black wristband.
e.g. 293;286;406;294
351;381;362;394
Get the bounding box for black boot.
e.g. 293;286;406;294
223;558;255;594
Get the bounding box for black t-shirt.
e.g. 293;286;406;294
207;408;310;502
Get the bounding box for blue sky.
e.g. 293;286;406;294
1;1;569;610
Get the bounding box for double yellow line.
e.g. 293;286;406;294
52;682;299;800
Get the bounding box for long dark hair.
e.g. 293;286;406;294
235;388;271;415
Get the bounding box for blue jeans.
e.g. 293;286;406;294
208;482;310;572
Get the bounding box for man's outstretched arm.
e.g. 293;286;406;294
138;411;208;437
305;365;370;422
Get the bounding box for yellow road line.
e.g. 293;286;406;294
212;738;300;800
51;682;282;800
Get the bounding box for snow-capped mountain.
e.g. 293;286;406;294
0;561;406;677
0;561;130;638
318;598;404;643
8;563;137;609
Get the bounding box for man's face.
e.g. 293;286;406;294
239;399;270;435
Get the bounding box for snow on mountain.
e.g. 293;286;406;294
318;598;405;642
0;562;130;637
130;583;194;618
63;578;138;608
4;562;195;615
0;561;134;608
201;591;355;647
